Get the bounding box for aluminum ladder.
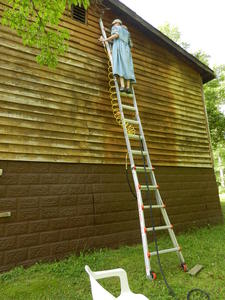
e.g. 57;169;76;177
99;19;187;280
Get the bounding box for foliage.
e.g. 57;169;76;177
204;65;225;107
220;187;225;197
0;206;224;299
204;65;225;148
193;50;211;66
1;0;90;67
158;22;190;50
213;143;225;188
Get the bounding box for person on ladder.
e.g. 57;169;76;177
99;19;136;94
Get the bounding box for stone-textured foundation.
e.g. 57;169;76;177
0;161;223;272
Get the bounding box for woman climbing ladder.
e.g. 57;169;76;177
99;19;136;94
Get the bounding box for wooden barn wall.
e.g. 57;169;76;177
0;2;212;167
0;161;222;272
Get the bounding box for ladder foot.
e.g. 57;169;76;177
150;271;157;280
181;263;188;272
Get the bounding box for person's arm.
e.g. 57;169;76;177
128;38;133;48
99;33;119;43
128;32;133;48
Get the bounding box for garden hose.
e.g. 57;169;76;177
125;153;137;200
187;289;210;299
138;137;178;299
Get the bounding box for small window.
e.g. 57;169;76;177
71;4;87;24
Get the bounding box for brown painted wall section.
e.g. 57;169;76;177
0;2;212;167
0;161;222;272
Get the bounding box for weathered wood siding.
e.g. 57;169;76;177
0;2;212;167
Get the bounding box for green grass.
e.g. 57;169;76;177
0;203;224;300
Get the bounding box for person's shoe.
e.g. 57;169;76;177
125;88;132;94
120;87;126;93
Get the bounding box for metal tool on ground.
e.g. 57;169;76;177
99;18;187;280
188;264;204;276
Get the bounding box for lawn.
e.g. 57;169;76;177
0;203;224;300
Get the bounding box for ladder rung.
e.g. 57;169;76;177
139;185;158;191
135;166;153;172
128;134;142;140
145;225;172;232
120;92;133;98
122;104;136;111
143;205;165;209
131;150;147;156
150;247;180;256
124;118;139;125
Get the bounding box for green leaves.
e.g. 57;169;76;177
2;0;90;68
193;50;210;66
204;65;225;148
158;22;190;50
68;0;90;9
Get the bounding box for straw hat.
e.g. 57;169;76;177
112;19;122;25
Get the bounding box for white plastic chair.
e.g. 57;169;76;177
85;265;149;300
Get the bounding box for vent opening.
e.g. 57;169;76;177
71;4;87;24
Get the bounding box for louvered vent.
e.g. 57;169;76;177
71;4;86;24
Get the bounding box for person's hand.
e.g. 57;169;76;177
98;36;105;42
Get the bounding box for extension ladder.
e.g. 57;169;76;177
99;19;187;280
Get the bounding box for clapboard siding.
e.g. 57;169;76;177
0;2;212;167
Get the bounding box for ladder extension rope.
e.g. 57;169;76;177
104;47;136;135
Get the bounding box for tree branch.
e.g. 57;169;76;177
30;0;47;34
